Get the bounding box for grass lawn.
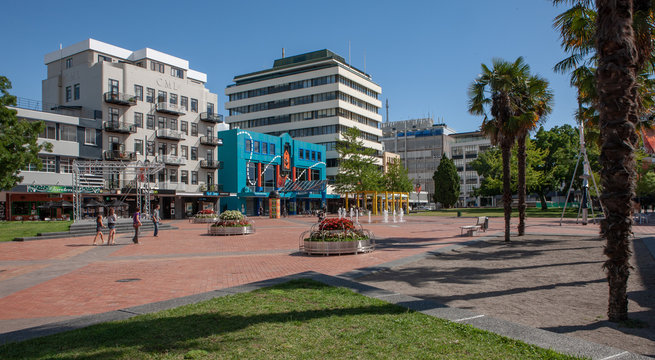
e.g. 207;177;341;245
0;279;578;359
0;220;72;242
411;207;587;218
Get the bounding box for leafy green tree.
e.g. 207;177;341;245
0;76;51;190
432;154;460;208
334;127;383;193
384;159;414;192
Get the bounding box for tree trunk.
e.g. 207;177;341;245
501;142;512;242
596;0;638;322
539;192;548;210
517;132;527;236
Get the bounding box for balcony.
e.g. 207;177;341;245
155;128;184;141
104;150;136;161
159;155;186;166
207;184;224;192
156;102;186;115
199;112;223;123
200;160;223;169
452;154;464;160
104;121;137;134
104;92;137;106
200;136;223;146
465;152;478;159
158;182;186;191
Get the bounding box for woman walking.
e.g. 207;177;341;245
132;207;142;244
107;208;117;245
92;214;105;245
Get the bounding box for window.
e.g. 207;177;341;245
317;152;321;161
245;139;252;152
98;55;112;62
169;118;177;131
158;116;166;129
40;122;56;139
254;141;260;153
65;86;71;102
134;85;143;101
60;157;73;173
170;93;177;105
181;145;188;159
191;98;198;112
146;115;155;129
157;142;167;156
147;141;155;156
191;171;198;185
157;90;167;103
169;169;178;183
305;150;310;159
299;148;304;159
181;170;188;184
108;107;119;122
85;128;96;145
41;155;56;173
261;142;268;155
270;143;275;154
180;121;188;135
108;79;119;94
206;127;214;137
146;88;155;103
312;151;316;161
134;139;143;155
207;103;215;114
171;67;184;78
181;96;188;110
73;84;80;100
169;143;177;156
65;58;72;69
134;112;143;128
60;124;76;141
191;147;198;160
191;123;198;136
151;61;164;73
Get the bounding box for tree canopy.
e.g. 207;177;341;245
432;153;460;208
334;127;383;193
0;76;50;191
383;159;414;192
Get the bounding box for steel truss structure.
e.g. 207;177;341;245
72;160;165;222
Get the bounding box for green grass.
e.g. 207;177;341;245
411;207;585;218
0;279;579;359
0;220;72;242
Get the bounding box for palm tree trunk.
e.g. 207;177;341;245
596;0;638;322
517;132;527;236
501;142;512;242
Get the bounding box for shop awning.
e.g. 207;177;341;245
279;180;328;193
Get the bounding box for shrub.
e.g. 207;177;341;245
219;210;244;221
318;218;355;231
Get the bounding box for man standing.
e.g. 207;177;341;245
132;207;142;244
152;204;161;237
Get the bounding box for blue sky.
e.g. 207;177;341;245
1;0;576;133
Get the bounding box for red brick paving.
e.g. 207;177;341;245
0;215;649;333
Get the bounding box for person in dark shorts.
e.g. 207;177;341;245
93;214;105;245
107;208;117;245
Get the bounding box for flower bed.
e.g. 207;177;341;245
299;218;374;255
207;210;255;236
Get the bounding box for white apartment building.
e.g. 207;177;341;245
224;49;383;180
449;131;492;206
40;39;226;218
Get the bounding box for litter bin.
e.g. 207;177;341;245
457;211;462;217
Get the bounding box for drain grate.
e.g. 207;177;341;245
116;278;141;283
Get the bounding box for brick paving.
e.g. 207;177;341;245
0;214;650;335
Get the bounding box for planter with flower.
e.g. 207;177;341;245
208;210;255;236
192;209;218;223
299;217;374;255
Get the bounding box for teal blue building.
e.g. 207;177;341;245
218;129;330;216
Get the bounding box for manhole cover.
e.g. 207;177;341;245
116;278;141;283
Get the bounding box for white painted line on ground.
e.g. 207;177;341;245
599;351;629;360
454;314;485;322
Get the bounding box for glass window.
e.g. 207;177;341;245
134;85;143;101
108;79;119;94
181;96;188;110
191;147;198;160
40;123;56;139
108;107;119;122
191;123;198;136
65;86;71;102
254;141;260;153
134;112;143;128
180;121;188;135
169;118;177;131
191;171;198;185
299;148;304;159
60;157;73;173
98;55;112;62
60;124;76;141
146;88;155;103
41;155;56;173
245;139;251;152
85;128;96;145
181;170;188;184
65;58;72;69
261;142;268;155
270;143;275;154
134;139;143;155
73;84;80;100
207;103;215;114
305;150;310;159
147;140;155;156
170;93;178;105
181;145;188;159
146;115;154;129
157;90;167;103
312;151;316;161
171;67;184;78
317;152;321;161
158;116;166;129
191;98;198;112
169;169;178;183
169;143;177;156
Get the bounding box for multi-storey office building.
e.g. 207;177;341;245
224;50;383;181
41;39;226;218
381;118;491;207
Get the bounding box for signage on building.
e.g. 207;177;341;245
27;185;103;194
204;191;231;197
0;201;6;221
282;143;291;170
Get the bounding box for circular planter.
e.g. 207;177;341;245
207;225;255;236
193;217;218;224
302;238;374;255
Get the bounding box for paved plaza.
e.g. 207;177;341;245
0;214;653;357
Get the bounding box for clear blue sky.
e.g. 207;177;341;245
1;0;576;133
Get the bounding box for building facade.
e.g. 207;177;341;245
449;131;492;206
39;39;226;218
217;129;330;216
224;49;383;181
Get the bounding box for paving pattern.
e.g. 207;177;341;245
0;214;650;335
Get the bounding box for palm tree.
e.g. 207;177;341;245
468;57;529;242
515;75;554;236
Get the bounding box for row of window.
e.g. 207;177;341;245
109;138;211;162
244;139;276;155
65;84;80;102
229;91;338;116
228;75;379;101
108;79;209;113
109;108;213;136
245;163;321;187
23;155;74;173
298;148;321;161
230;108;338;129
266;124;379;143
38;121;97;145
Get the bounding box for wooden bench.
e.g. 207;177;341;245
460;216;488;236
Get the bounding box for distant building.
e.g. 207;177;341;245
224;49;383;182
382;151;400;173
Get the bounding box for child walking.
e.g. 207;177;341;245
93;214;105;245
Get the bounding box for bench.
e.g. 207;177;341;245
460;216;488;236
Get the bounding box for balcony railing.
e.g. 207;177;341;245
104;150;136;161
159;155;186;166
200;160;223;169
200;136;223;146
104;121;137;133
104;92;137;106
452;154;464;160
156;102;186;115
155;128;184;141
158;182;186;191
199;112;223;123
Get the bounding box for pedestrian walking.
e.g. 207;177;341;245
92;214;105;245
107;208;117;245
132;207;142;244
152;204;161;237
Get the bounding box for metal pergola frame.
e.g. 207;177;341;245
72;160;165;222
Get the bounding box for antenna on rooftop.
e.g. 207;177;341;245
348;40;351;66
282;48;285;58
364;50;366;73
385;99;389;123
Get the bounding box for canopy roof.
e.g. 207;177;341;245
279;180;328;193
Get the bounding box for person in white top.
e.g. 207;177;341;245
107;208;118;245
